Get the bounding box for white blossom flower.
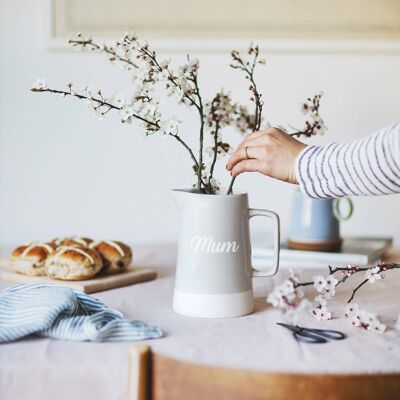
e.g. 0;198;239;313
32;78;47;90
349;314;361;327
285;299;312;321
345;303;386;333
159;59;170;69
325;274;338;296
139;102;158;119
313;275;327;292
158;69;170;81
80;86;92;97
93;107;104;121
188;58;199;72
314;295;328;307
359;310;386;333
281;280;295;295
208;177;220;192
90;99;101;109
267;279;295;309
365;266;382;283
160;118;179;135
312;306;332;320
267;274;303;312
205;146;215;158
120;105;134;122
344;302;360;317
315;117;327;136
113;94;125;108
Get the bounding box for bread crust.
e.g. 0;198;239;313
10;242;56;276
90;240;132;274
52;237;93;248
45;246;103;281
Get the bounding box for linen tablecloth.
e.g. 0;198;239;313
0;244;399;400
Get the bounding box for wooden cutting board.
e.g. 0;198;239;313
0;263;157;294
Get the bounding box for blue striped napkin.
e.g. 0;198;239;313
0;284;162;343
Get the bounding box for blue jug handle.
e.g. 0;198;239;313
333;198;353;221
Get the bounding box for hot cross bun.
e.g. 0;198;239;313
89;240;132;274
45;246;103;280
10;242;56;276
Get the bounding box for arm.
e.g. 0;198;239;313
296;123;400;198
226;123;400;198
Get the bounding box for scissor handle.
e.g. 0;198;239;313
306;328;346;341
294;330;327;344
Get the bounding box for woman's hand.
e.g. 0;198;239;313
226;128;307;184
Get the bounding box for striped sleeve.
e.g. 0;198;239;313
295;122;400;199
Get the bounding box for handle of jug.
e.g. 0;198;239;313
333;198;353;221
249;209;280;277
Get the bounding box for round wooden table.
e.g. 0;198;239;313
0;244;399;400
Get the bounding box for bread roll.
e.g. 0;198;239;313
45;246;102;280
89;240;132;274
10;242;56;276
52;237;93;248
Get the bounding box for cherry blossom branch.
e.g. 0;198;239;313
293;262;400;303
68;35;138;70
347;279;369;303
288;92;326;138
230;46;263;131
31;84;202;174
33;33;327;196
268;262;399;328
31;86;156;126
140;52;198;109
227;46;264;195
126;38;205;191
190;74;206;193
169;134;201;173
207;96;221;189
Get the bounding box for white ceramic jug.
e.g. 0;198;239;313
172;189;280;318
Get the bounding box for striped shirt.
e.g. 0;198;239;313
295;123;400;198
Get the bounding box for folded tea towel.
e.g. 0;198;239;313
0;284;162;343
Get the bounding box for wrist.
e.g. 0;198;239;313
290;143;307;184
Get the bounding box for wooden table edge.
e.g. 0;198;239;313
127;344;400;400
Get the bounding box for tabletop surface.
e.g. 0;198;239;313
0;244;399;400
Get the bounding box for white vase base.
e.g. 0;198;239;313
173;289;254;318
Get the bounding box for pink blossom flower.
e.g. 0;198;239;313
365;266;383;283
312;306;332;320
313;275;327;292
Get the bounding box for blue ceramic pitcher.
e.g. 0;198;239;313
288;189;353;251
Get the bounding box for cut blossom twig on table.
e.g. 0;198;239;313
267;262;400;332
344;303;386;333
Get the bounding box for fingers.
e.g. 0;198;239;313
231;159;264;177
243;127;284;146
240;127;282;144
241;130;266;142
226;146;265;171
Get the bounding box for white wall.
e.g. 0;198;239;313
1;0;399;248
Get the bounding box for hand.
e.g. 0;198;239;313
226;128;307;184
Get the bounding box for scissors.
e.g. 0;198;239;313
277;323;346;344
